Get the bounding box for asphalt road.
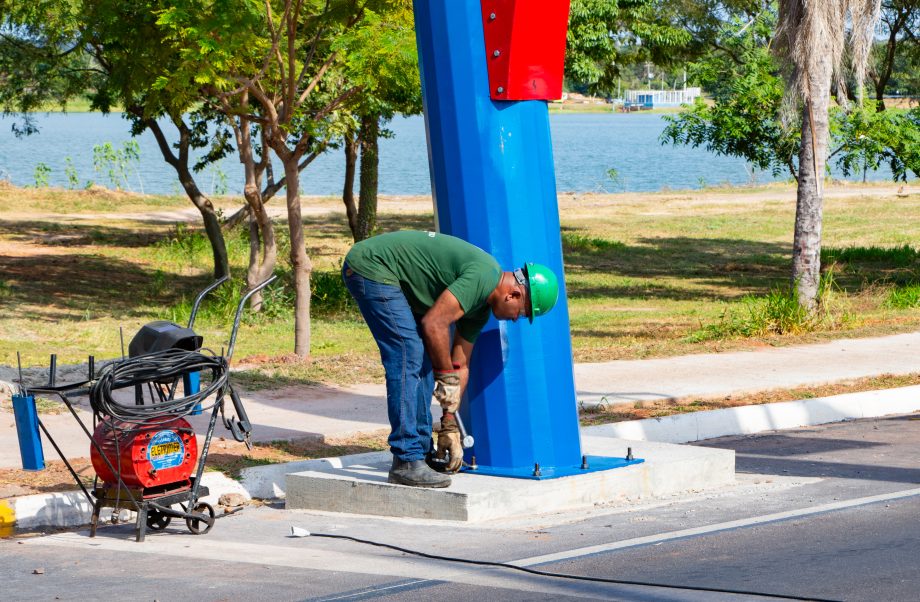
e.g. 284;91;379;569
4;413;919;602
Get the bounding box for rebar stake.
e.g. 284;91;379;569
581;455;589;469
48;354;57;386
533;463;541;477
626;447;634;461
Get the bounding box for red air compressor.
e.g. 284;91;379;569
91;417;199;491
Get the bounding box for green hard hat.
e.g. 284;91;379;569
522;262;559;322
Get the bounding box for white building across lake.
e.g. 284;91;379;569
625;87;702;110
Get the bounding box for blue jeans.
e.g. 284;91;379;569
343;262;434;461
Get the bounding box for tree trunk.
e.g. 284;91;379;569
283;159;312;357
792;58;832;310
145;117;229;280
174;162;229;281
223;204;251;231
197;197;231;281
355;114;379;242
244;200;277;310
342;131;359;240
873;10;909;112
238;117;276;311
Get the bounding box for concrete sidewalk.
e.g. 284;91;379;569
3;332;920;468
574;331;920;404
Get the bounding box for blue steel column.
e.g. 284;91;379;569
413;0;582;475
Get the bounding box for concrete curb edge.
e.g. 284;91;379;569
582;384;920;443
0;471;250;536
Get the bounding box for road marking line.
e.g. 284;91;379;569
511;486;920;567
313;580;430;601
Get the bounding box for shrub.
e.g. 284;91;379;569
885;283;920;309
689;271;849;341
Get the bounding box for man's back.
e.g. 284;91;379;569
345;230;500;342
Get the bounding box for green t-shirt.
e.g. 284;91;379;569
345;230;501;343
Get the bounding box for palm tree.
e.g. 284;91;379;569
774;0;881;309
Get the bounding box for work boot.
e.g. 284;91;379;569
388;457;451;488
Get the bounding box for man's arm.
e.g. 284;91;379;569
420;288;466;371
451;335;474;394
430;301;475;474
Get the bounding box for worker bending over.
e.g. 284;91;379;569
342;230;558;488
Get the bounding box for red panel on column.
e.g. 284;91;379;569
480;0;570;101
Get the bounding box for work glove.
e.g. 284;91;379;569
433;369;462;413
435;412;464;472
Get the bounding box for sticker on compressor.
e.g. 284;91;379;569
147;430;185;471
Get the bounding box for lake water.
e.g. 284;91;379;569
0;112;909;196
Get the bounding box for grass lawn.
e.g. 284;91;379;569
2;181;920;387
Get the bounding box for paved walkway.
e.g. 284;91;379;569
3;332;919;468
575;331;920;404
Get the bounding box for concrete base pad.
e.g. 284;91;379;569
285;436;735;521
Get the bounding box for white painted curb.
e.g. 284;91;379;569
0;472;249;535
583;385;920;443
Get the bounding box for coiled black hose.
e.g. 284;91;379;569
89;348;228;425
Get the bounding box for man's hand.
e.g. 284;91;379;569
433;369;462;413
435;412;463;472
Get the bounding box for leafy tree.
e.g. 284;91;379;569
887;39;920;97
661;6;801;177
213;93;325;311
0;2;93;136
334;4;420;242
0;0;233;280
665;2;920;312
661;43;801;179
869;0;920;109
833;105;920;180
565;0;693;95
157;0;394;357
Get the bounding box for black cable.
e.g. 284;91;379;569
89;348;228;424
306;533;840;602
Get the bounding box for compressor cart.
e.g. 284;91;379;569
15;276;274;542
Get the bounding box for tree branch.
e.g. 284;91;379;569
295;0;332;92
140;113;180;170
297;52;337;105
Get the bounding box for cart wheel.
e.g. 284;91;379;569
146;508;172;531
186;503;215;535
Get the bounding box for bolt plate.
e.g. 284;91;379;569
460;455;644;480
